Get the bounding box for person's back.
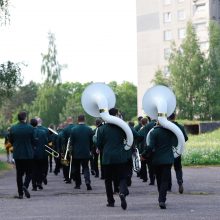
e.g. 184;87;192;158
71;123;93;159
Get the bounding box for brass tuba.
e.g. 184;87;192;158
81;82;133;150
142;85;185;158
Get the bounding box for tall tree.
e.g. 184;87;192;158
152;69;170;87
0;61;23;105
41;32;66;85
168;22;205;120
204;21;220;119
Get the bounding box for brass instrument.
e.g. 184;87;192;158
45;145;60;158
132;147;141;173
61;137;70;166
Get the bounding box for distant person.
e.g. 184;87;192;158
9;111;34;199
134;116;143;132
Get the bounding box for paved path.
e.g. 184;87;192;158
0;155;220;220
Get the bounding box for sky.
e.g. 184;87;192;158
0;0;137;85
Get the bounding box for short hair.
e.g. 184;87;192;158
109;108;118;116
137;116;143;122
95;118;102;126
78;114;85;122
18;111;27;121
30;118;38;127
128;121;135;127
141;117;148;126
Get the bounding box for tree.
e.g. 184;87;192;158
168;22;206;120
0;61;23;105
203;21;220;120
41;32;66;85
152;69;170;87
0;0;10;25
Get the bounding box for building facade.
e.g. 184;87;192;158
136;0;220;116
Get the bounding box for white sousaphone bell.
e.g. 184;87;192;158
81;82;133;150
142;85;185;158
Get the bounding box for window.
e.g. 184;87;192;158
164;30;172;41
163;12;172;23
164;0;171;5
194;22;206;32
193;3;206;14
178;28;186;39
178;10;186;20
164;48;171;59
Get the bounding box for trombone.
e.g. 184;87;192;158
45;144;60;158
61;137;70;166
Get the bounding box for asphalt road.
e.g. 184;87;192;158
0;157;219;220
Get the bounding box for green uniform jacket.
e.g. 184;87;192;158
147;126;175;165
70;124;93;159
33;127;49;159
97;123;130;165
138;120;156;153
9;122;34;159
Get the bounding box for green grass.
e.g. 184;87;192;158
182;128;220;165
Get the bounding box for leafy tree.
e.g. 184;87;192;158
203;21;220;119
152;69;170;87
168;22;206;120
0;0;10;25
0;61;23;105
41;32;66;85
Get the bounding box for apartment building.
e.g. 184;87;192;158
136;0;220;116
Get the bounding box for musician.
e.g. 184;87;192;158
70;114;93;190
62;117;75;183
9;111;34;199
96;108;130;210
92;118;103;178
167;113;188;193
138;117;156;185
134;116;143;132
30;118;48;190
36;117;50;185
141;120;176;209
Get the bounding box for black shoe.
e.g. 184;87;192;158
37;185;43;190
95;174;99;178
32;187;37;191
149;182;155;185
54;171;58;176
142;179;147;182
86;184;92;190
179;184;184;194
65;180;71;184
106;203;114;207
91;170;95;175
43;178;47;185
74;185;80;189
23;186;30;198
14;195;23;199
119;194;127;210
159;202;166;209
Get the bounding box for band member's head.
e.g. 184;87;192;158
128;121;135;128
95;118;102;127
109;108;119;116
78;114;85;123
66;117;73;124
36;117;43;126
30;118;38;127
18;111;27;122
141;117;148;126
137;116;143;124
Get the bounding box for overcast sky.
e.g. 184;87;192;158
0;0;137;85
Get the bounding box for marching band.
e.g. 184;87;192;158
4;83;188;211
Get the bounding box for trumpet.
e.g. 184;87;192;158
45;145;59;158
